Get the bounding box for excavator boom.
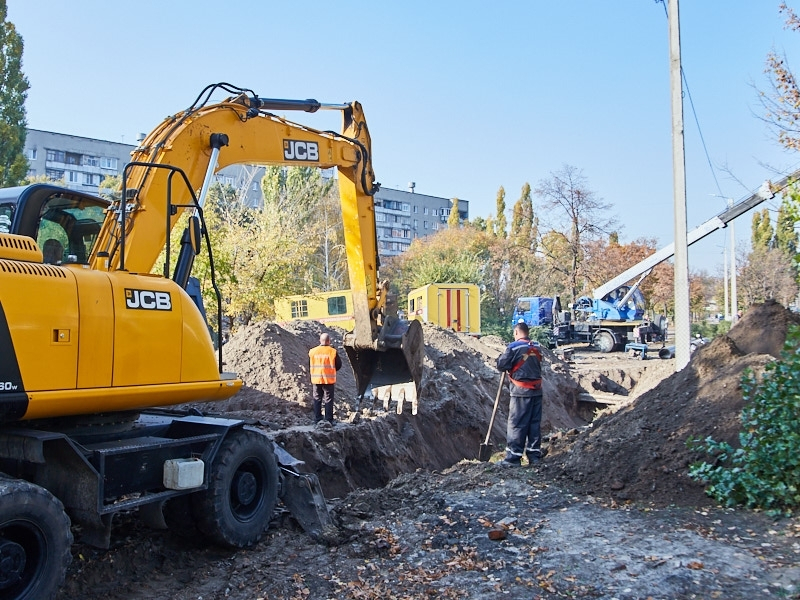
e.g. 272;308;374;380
89;85;423;410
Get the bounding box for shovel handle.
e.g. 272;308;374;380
483;372;506;446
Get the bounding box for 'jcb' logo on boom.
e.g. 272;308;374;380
125;289;172;311
283;140;319;161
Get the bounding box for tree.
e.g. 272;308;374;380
509;182;537;250
751;208;774;251
447;197;460;228
494;186;507;239
759;3;800;150
774;199;798;255
535;164;618;301
98;174;122;201
0;1;29;187
738;246;799;306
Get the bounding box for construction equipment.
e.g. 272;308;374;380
478;372;505;461
515;169;797;353
0;83;424;599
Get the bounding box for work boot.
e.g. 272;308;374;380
498;457;521;468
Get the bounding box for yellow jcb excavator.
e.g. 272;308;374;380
0;83;423;600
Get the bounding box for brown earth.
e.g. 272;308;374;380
56;301;800;599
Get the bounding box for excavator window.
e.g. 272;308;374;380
36;196;106;264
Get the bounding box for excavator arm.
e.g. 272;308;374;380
91;85;422;410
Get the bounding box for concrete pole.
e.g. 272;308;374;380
730;199;738;322
723;245;729;320
668;0;691;371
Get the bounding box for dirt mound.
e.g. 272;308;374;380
183;320;589;498
548;302;792;507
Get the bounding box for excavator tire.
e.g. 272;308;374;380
0;477;73;600
192;428;279;548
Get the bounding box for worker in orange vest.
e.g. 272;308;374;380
309;332;342;423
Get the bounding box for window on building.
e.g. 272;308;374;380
376;212;386;222
83;173;98;185
100;157;118;170
83;156;99;167
327;296;348;316
46;149;66;163
402;203;410;212
413;219;418;228
25;148;37;160
424;207;429;215
413;205;418;214
433;222;439;231
66;153;81;165
46;169;65;181
432;209;437;216
423;221;428;229
67;171;80;183
290;300;309;319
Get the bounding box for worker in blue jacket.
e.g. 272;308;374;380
496;321;544;466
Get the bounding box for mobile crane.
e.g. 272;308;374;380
0;83;424;599
514;171;796;353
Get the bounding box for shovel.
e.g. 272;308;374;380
478;372;506;461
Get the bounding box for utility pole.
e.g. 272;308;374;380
668;0;690;371
730;198;738;322
723;244;729;320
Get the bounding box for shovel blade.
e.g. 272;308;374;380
478;443;494;462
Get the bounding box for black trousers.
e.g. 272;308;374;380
505;394;543;461
312;383;335;422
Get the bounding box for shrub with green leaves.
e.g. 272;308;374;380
688;324;800;514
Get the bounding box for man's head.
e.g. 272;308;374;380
513;322;529;340
319;333;331;346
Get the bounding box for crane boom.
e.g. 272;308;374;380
592;170;799;300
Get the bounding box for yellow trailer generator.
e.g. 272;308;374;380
274;290;355;330
407;283;480;336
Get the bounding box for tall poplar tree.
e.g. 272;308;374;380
775;201;798;255
494;186;507;238
0;1;29;187
751;208;774;251
447;197;460;228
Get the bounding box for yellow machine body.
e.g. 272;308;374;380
0;239;240;421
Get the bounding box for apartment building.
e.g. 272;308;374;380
22;130;468;257
373;183;469;257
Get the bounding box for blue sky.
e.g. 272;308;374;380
9;1;800;274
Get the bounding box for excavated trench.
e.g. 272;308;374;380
191;319;674;502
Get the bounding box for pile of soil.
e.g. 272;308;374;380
548;299;800;507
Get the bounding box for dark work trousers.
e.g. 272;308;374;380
505;394;543;461
312;383;335;422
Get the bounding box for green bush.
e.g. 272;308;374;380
688;324;800;514
690;319;732;339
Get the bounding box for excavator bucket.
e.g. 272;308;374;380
344;318;425;415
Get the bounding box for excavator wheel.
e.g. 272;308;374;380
192;428;279;548
0;477;73;600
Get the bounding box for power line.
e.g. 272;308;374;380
655;0;725;199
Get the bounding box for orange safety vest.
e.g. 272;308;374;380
309;345;338;384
